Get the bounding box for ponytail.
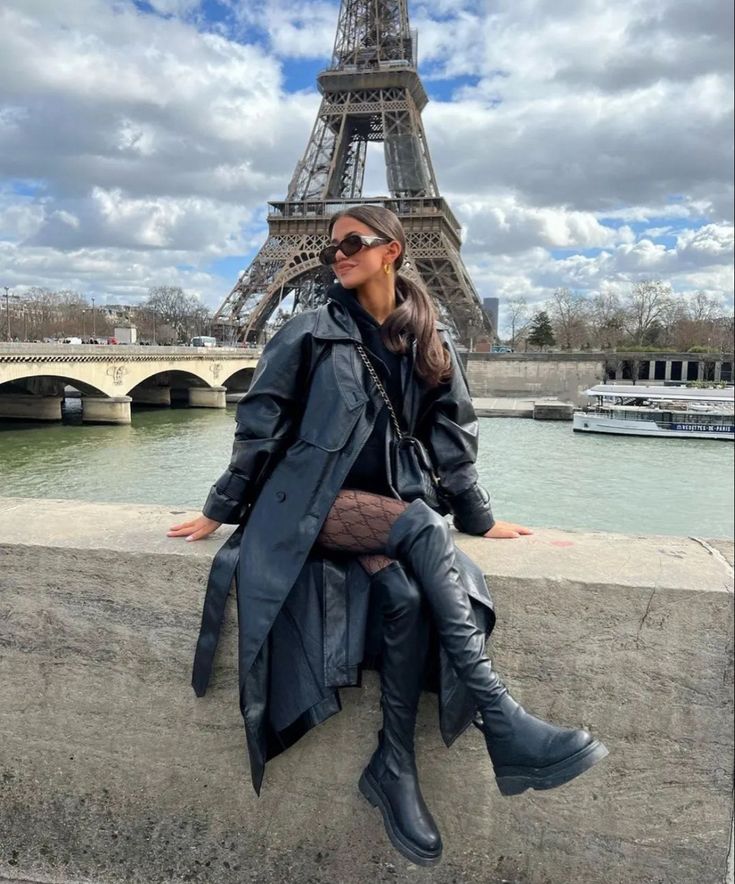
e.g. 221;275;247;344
382;275;452;388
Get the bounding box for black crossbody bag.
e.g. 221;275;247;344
355;342;448;513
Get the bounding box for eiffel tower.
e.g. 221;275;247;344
214;0;494;345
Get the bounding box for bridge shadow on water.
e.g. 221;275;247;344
0;397;223;431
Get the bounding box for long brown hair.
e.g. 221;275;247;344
327;205;452;388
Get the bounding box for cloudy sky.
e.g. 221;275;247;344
1;0;732;332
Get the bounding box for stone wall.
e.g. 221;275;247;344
1;498;733;884
465;351;734;403
465;354;606;403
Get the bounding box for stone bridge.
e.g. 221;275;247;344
0;343;261;423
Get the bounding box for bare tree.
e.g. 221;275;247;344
622;280;674;346
688;290;720;323
23;288;58;340
57;290;85;336
668;291;731;351
548;287;589;350
589;290;626;350
505;296;528;350
712;315;734;352
145;286;211;342
15;288;114;341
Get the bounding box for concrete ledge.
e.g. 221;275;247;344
533;401;575;420
472;397;535;418
0;498;733;884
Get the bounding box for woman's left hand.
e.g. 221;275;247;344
483;520;533;539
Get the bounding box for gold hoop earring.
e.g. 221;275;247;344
384;263;391;275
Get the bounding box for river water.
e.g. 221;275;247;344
1;404;732;538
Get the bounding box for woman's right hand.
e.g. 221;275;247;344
167;514;222;542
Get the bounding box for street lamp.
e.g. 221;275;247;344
91;296;96;337
3;286;9;342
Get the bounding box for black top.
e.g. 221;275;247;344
328;284;406;496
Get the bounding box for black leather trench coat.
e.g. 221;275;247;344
192;296;496;795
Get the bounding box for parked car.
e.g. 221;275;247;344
491;346;514;353
190;335;218;348
61;337;83;345
107;336;118;345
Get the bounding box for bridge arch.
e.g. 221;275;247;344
0;373;107;398
220;366;255;392
0;372;128;423
122;367;217;397
0;344;261;424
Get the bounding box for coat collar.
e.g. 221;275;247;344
313;286;362;342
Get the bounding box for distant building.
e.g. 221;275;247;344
482;297;499;338
114;325;138;345
99;304;132;324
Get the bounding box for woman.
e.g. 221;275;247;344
168;206;608;867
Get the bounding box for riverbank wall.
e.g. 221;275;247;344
464;351;734;405
1;498;733;884
466;353;605;403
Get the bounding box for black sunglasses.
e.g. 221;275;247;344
319;233;390;266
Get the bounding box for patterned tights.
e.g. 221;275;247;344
316;488;410;576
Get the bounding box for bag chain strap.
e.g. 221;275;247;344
354;343;404;439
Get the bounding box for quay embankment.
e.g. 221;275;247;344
465;351;734;406
0;497;733;884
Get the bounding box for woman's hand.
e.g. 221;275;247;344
167;514;222;542
483;520;533;539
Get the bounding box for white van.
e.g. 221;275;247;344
190;336;217;348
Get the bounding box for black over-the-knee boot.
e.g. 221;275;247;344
359;561;442;866
386;500;608;796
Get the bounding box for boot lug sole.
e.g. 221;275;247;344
494;740;609;796
359;769;442;866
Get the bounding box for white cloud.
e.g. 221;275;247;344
147;0;203;15
408;0;733;307
0;238;224;306
224;0;337;59
456;197;636;254
0;192;45;241
423;76;732;217
0;0;320;306
676;224;734;263
0;0;732;315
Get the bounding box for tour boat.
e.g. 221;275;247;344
573;385;734;440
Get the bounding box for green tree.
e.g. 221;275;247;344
527;311;556;350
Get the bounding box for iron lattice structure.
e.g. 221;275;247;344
214;0;493;344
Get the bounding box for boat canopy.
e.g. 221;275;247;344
584;384;734;403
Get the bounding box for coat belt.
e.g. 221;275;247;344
191;525;244;697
